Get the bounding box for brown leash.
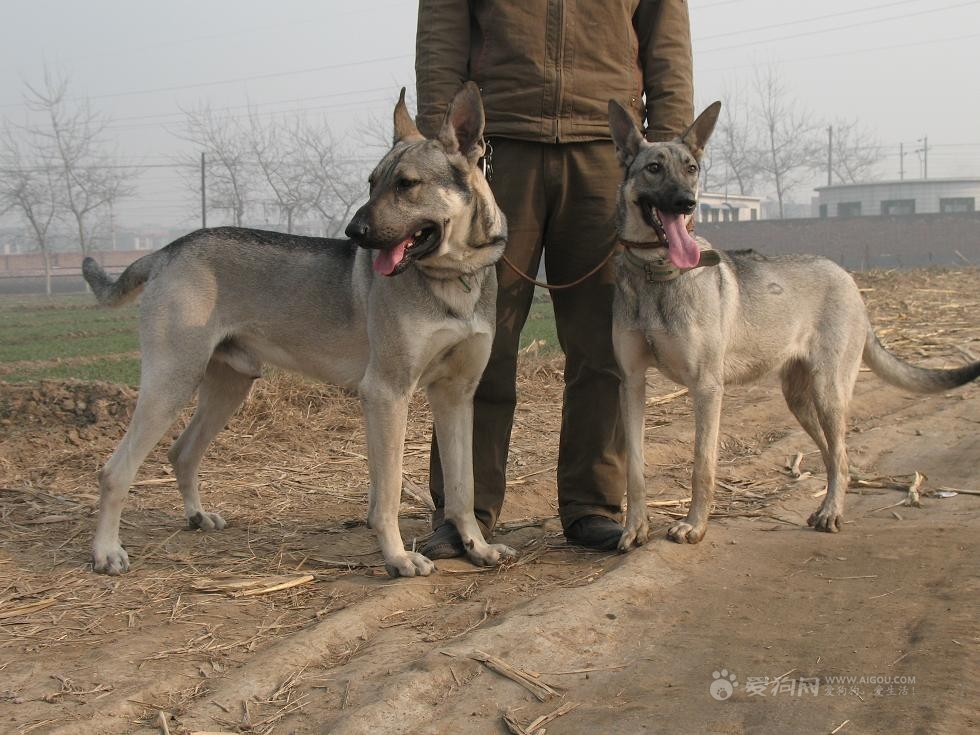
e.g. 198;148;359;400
501;247;619;291
500;218;696;290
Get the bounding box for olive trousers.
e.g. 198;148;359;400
429;137;626;532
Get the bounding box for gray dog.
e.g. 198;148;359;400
607;99;980;551
81;83;516;577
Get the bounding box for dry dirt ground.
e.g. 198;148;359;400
0;268;977;735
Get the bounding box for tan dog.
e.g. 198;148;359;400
81;84;516;577
608;99;980;550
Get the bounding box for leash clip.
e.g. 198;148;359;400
480;139;494;181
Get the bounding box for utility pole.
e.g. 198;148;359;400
899;142;904;181
109;201;117;251
200;151;207;228
915;136;929;179
827;125;833;186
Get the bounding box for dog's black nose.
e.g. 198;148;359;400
674;193;698;212
345;219;369;240
674;194;697;212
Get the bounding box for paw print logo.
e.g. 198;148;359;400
709;669;738;701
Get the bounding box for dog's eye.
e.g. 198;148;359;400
645;162;661;174
397;177;420;191
688;164;699;174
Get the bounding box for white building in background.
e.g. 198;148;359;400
696;192;763;223
813;178;980;218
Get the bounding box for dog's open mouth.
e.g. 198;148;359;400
372;224;442;277
639;201;701;270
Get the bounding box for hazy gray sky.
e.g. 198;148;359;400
1;0;978;227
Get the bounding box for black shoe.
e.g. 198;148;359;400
565;515;623;551
420;523;466;559
419;521;494;560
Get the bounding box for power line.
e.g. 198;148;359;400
698;29;980;71
693;0;745;8
698;0;980;53
0;53;413;110
695;0;927;41
1;155;382;176
106;95;394;132
105;86;394;126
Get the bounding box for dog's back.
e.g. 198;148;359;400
84;227;372;387
84;226;358;308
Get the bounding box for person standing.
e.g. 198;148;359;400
415;0;694;555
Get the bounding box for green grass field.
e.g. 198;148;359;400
0;290;560;385
0;293;142;385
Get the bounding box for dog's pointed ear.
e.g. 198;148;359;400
608;100;645;168
678;101;721;160
393;88;423;144
438;81;486;164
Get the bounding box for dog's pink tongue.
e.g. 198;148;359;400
373;238;411;276
657;211;700;269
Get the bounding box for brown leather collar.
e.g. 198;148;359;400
618;215;697;250
620;243;720;283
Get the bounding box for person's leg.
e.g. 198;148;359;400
425;138;546;557
542;141;626;548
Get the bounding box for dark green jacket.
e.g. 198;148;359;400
416;0;694;143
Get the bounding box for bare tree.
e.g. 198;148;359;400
351;88;417;154
292;117;367;237
829;118;883;184
177;104;256;227
698;135;721;193
23;67;136;254
753;67;822;219
0;124;60;295
246;112;311;234
713;81;761;196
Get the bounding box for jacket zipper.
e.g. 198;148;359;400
554;0;565;142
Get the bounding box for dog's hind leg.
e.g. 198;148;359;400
93;354;207;575
427;374;516;567
668;378;724;544
781;359;830;459
806;367;856;533
168;359;256;532
614;327;652;551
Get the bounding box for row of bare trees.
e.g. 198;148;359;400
176;105;370;236
0;70;376;294
0;69;136;294
3;65;888;299
702;68;884;218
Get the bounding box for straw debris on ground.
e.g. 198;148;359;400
0;267;977;733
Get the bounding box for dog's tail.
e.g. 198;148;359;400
863;326;980;393
82;250;166;307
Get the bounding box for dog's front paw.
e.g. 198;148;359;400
384;551;435;578
618;520;650;552
467;542;517;567
92;542;130;575
188;511;226;531
667;520;706;544
807;508;842;533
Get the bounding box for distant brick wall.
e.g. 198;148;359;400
0;250;147;276
4;214;980;278
697;212;980;270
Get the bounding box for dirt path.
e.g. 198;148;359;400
0;268;977;734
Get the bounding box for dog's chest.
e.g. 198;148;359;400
418;314;492;384
615;270;708;379
616;268;695;334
